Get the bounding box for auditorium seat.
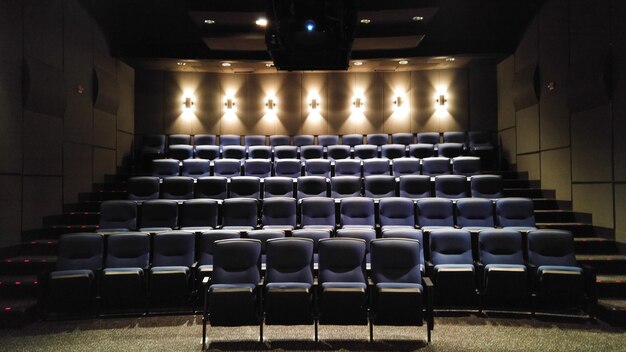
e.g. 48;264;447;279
222;145;246;160
354;145;378;160
299;197;336;234
409;143;435;159
169;134;191;146
378;197;417;233
381;144;406;159
327;145;351;160
437;143;464;158
274;158;301;177
263;177;295;198
393;157;421;176
222;198;259;232
452;156;481;176
297;176;329;199
98;200;138;232
152;159;180;178
196;231;241;290
363;158;391;176
181;159;211;178
262;197;297;231
47;233;103;315
391;132;414;146
273;146;298;160
496;198;537;231
244;159;271;178
335;229;376;262
305;158;331;177
416;198;454;231
470;174;503;198
417;132;440;145
381;229;425;273
269;134;291;148
339;197;375;230
139;200;179;232
364;175;397;199
246;230;286;264
468;131;494;153
334;159;362;177
149;231;195;309
367;133;388;147
161;176;194;200
291;229;331;263
422;157;451;176
399;175;432;199
443;131;467;147
195;145;220;161
180;199;219;231
167;145;194;161
331;176;362;198
127;176;160;201
195;176;228;200
294;134;315;150
219;134;241;148
248;146;272;160
342;134;364;151
317;135;339;151
300;145;324;160
138;134;166;159
244;135;266;150
213;159;242;177
455;198;495;230
194;134;216;146
229;176;261;199
434;175;468;199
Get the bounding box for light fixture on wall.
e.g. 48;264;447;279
224;97;236;111
265;98;276;110
393;96;403;107
183;96;194;109
353;97;364;109
255;18;268;27
436;94;447;106
309;98;319;111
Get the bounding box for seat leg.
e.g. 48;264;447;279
259;320;264;343
314;319;318;342
427;326;432;343
369;320;373;342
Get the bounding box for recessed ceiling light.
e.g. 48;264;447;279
398;60;408;65
445;57;455;62
177;62;186;66
204;19;215;24
221;62;232;67
265;63;274;67
353;61;363;66
255;18;268;27
360;19;371;24
412;16;424;22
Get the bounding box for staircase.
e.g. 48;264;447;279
1;171;625;327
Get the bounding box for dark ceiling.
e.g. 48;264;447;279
85;0;545;71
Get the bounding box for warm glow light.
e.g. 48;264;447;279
353;61;363;66
181;91;196;120
412;16;424;21
352;95;365;112
265;96;277;111
224;94;236;112
435;85;448;110
394;96;403;108
398;60;408;65
221;62;232;67
360;19;371;24
307;93;321;113
183;97;194;109
204;19;215;25
255;18;268;27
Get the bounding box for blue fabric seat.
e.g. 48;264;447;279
262;197;296;231
149;231;195;309
263;176;295;198
471;174;503;198
331;176;361;198
399;175;432;199
455;198;494;231
496;197;537;231
139;200;178;232
416;198;454;231
180;199;218;231
299;197;336;234
98;200;137;232
195;176;228;200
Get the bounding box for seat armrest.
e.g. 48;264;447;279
426;261;435;278
580;264;597;302
202;276;210;287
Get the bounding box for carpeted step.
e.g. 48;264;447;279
0;256;56;275
503;179;540;189
63;201;102;213
596;299;626;326
0;274;40;297
532;198;571;210
577;254;626;274
596;275;626;298
20;239;58;256
0;298;39;327
574;237;618;255
63;211;100;225
79;190;127;202
44;224;99;237
535;210;591;223
537;223;594;237
503;188;555;198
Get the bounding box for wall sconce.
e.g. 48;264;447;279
309;98;319;110
436;94;447;106
265;98;276;110
353;97;364;110
183;96;194;109
393;96;403;107
224;97;236;110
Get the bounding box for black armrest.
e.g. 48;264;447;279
426;261;435;279
423;277;435;329
202;276;210;287
580;264;597;302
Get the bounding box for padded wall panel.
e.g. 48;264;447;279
0;59;23;174
469;65;497;131
439;69;469;132
328;72;353;134
615;185;626;243
356;72;384;134
0;175;22;247
23;0;62;69
275;73;302;135
116;61;135;134
301;73;328;135
516;153;540;181
219;73;246;135
246;74;275;135
22;176;62;231
93;147;116;183
0;0;23;64
63;89;93;145
540;148;571;201
410;70;437;132
22;111;63;176
94;67;119;114
569;0;611;65
23;57;67;117
63;142;92;204
572;183;613;229
513;65;539;111
93;25;116;73
135;69;163;134
93;110;116;149
497;56;516;130
515;17;538;71
499;128;516;166
195;73;220;135
571;104;612;182
613;0;626;182
515;105;540;154
539;94;569;150
162;72;196;135
566;54;611;114
382;71;411;134
538;0;569;99
116;131;133;168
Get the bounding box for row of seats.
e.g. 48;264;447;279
152;156;484;178
127;175;503;201
98;197;535;234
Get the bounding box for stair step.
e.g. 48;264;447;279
596;299;626;326
535;210;592;223
596;275;626;298
20;239;58;256
63;201;102;213
1;255;56;274
0;274;40;297
63;211;100;225
44;224;99;237
79;190;127;202
577;254;626;274
488;170;527;180
574;237;618;255
503;179;540;189
537;222;594;237
0;298;39;327
532;198;572;210
504;188;555;198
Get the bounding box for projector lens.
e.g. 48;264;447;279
305;20;315;32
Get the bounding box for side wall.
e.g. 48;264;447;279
0;0;135;247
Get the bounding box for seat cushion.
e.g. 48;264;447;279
322;282;367;290
538;265;583;276
50;269;94;280
266;282;312;291
434;264;475;273
150;266;190;275
139;227;173;232
209;283;256;292
221;226;254;232
263;225;294;231
485;264;526;273
376;282;423;292
103;267;144;276
180;226;214;232
96;228;130;233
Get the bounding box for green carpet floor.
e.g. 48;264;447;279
0;314;624;352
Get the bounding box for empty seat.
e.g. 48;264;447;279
331;176;361;198
364;175;397;199
149;231;195;308
127;176;160;201
381;144;406;159
305;158;331;177
181;158;210;178
354;145;378;159
369;238;433;342
471;175;503;198
468;131;494;152
339;197;375;230
434;175;468;199
363;158;391;176
152;159;180;177
169;134;191;146
393;157;421;176
380;229;425;272
478;229;529;308
443;131;467;146
194;134;216;146
101;233;150;310
47;233;103;314
222;145;246;160
429;229;476;307
291;229;331;263
366;133;388;147
248;146;272;160
213;159;241;177
138;134;166;158
452;156;481;176
180;199;219;231
422;157;451;176
244;135;266;149
98;200;137;232
273;145;298;160
391;132;414;146
246;230;286;263
496;198;537;231
262;197;297;231
437;143;464;158
378;197;416;233
294;134;315;148
274;158;301;177
416;198;454;231
317;135;339;149
195;176;228;200
168;145;194;161
244;159;271;178
229;176;261;199
300;145;324;160
161;176;194;200
409;143;435;159
195;145;220;161
264;177;295;198
222;198;259;232
219;134;241;147
334;159;362;177
455;198;494;230
269;135;291;147
300;197;336;233
196;230;241;273
399;175;432;199
297;176;328;199
342;134;363;149
417;132;440;145
139;200;179;232
327;145;351;160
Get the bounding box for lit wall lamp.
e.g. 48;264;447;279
393;96;403;107
183;96;194;109
265;98;276;110
353;97;364;110
224;97;236;110
436;94;447;106
309;98;319;110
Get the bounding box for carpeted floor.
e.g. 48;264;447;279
0;313;624;352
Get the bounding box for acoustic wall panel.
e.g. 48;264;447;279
516;152;540;181
382;71;411;134
0;175;22;247
246;74;275;135
499;128;516;166
539;94;569;150
515;17;538;71
23;0;63;69
540;148;572;201
94;67;119;114
515;105;540;154
615;185;626;243
410;70;437;132
469;65;497;131
116;131;133;168
439;69;469;132
301;72;328;135
63;142;92;204
0;0;23;64
116;61;135;134
569;0;611;65
93;110;116;149
538;0;569;99
567;54;611;114
613;0;626;182
328;72;353;134
22;111;63;176
0;59;23;174
571;104;612;182
572;183;613;229
497;56;516;130
23;57;67;117
163;72;195;135
513;65;539;111
22;176;62;232
275;73;302;135
219;73;246;135
93;147;116;183
135;69;163;134
195;73;220;135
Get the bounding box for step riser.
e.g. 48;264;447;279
538;224;594;237
63;213;100;225
503;180;540;188
63;202;102;213
579;260;626;274
575;242;618;255
504;189;549;198
0;283;39;297
596;304;626;327
533;199;571;211
596;283;626;298
0;262;55;275
20;243;58;256
535;212;592;223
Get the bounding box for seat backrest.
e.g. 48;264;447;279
229;176;261;199
363;175;397;198
452;156;481;176
416;198;454;227
292;230;331;253
262;197;297;227
140;200;179;229
468;131;493;147
152;159;180;177
269;135;291;147
274;158;301;177
212;239;262;285
194;134;216;146
300;197;335;227
429;229;473;265
99;200;137;231
222;145;246;160
393;157;421;176
105;232;150;269
318;238;367;284
417;132;440;145
167;145;194;161
195;176;228;199
437;143;464;158
220;134;241;146
422;157;451;176
181;199;219;229
300;145;324;160
455;198;494;228
213;158;242;177
334;159;362;177
331;176;362;198
443;131;466;145
305;158;331;178
399;175;432;199
366;133;389;146
246;230;285;254
317;135;338;147
244;135;266;147
496;197;536;228
391;133;414;146
248;146;272;160
340;197;375;227
342;134;364;147
294;134;315;147
56;233;103;271
169;134;191;145
370;238;421;284
434;175;468;199
181;159;211;178
354;145;378;160
470;174;503;198
381;144;406;159
152;231;195;267
197;231;240;265
478;229;524;265
273;146;298;160
161;176;194;200
140;134;166;154
380;229;424;266
378;197;415;227
222;198;258;227
264;177;295;198
195;145;220;160
244;159;271;178
265;238;314;284
527;230;577;267
362;158;391;176
297;176;328;199
127;176;160;200
408;143;435;159
327;145;351;160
